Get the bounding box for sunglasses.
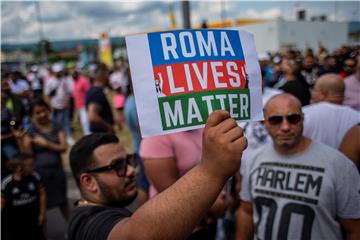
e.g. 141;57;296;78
344;64;355;67
267;113;302;125
85;154;137;177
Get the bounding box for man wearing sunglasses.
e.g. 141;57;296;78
67;110;248;240
236;93;360;240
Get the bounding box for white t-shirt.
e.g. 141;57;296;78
240;141;360;240
303;102;360;149
109;70;128;93
9;79;30;94
44;76;73;109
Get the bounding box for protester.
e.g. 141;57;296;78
300;54;319;86
1;153;46;240
339;57;356;78
26;65;43;99
236;93;360;240
274;57;311;106
340;124;360;171
1;93;21;177
44;63;75;145
86;63;115;133
67;110;247;239
318;55;339;76
8;70;32;106
343;57;360;111
141;128;230;239
303;73;360;149
72;69;91;135
18;99;70;221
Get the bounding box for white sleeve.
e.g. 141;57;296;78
44;79;53;95
335;156;360;219
239;151;253;202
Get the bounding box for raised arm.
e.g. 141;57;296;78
236;200;254;240
109;110;247;240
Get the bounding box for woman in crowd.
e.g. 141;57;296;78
21;98;70;220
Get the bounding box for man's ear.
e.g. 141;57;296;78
318;89;328;101
79;173;98;193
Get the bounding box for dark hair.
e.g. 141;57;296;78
7;153;33;172
69;133;119;188
28;98;50;116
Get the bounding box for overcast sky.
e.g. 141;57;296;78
1;1;359;44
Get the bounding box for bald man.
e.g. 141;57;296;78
302;74;360;149
236;93;360;240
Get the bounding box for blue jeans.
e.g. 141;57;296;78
52;108;72;136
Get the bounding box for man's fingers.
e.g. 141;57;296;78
232;136;248;152
224;126;244;142
205;110;231;128
216;118;238;134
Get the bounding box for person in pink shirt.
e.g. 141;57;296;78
140;129;230;239
72;70;91;135
343;57;360;111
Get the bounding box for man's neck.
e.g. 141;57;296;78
275;137;312;155
13;172;22;181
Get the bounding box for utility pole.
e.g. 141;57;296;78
35;1;47;63
182;1;191;29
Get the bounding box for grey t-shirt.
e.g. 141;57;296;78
240;141;360;240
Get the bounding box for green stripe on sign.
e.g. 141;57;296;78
158;89;251;130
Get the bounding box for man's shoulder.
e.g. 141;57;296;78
68;206;132;240
306;141;350;164
303;102;359;116
1;174;14;191
86;87;104;100
70;205;132;222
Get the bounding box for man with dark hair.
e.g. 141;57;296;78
86;63;114;133
236;94;360;240
68;110;248;239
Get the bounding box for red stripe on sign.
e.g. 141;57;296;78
152;60;247;97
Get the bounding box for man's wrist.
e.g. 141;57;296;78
198;160;229;185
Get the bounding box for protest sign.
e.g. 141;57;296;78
126;29;263;137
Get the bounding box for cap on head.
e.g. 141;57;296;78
258;53;270;61
52;63;64;73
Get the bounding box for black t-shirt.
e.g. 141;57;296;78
1;172;43;227
85;86;114;132
67;205;132;240
280;77;311;106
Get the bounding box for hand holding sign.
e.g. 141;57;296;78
201;110;247;180
126;29;263;137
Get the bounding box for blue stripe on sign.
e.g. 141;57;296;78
148;29;245;66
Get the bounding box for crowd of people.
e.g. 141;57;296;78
1;44;359;240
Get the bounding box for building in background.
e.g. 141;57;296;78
233;18;349;54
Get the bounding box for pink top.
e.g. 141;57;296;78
73;76;91;110
113;94;126;109
343;74;360;111
140;129;203;198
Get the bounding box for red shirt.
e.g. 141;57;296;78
73;76;91;110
